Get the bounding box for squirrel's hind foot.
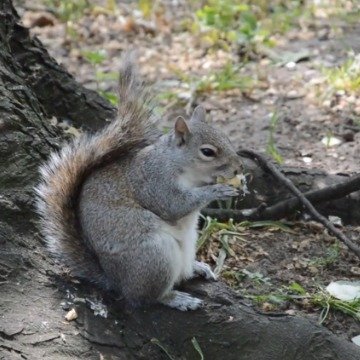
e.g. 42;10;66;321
160;290;203;311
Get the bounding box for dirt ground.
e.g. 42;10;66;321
198;221;360;340
11;0;360;344
18;0;360;174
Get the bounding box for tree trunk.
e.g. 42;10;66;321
1;1;359;359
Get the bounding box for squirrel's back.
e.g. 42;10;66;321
35;53;158;285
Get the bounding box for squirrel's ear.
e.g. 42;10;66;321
191;105;206;123
174;116;190;145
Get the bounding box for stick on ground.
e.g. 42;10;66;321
237;149;360;259
203;173;360;222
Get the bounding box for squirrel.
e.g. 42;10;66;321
35;53;243;311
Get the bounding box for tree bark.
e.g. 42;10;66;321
1;1;359;359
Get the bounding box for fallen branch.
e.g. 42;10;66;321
261;173;360;217
203;173;360;221
238;150;360;259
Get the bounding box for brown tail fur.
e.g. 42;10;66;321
35;52;158;285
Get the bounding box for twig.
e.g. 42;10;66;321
238;150;360;259
203;173;360;222
264;174;360;217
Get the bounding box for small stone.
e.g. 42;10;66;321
328;215;343;227
342;130;355;142
61;301;71;311
65;308;78;321
285;309;296;316
262;302;274;311
318;28;330;41
302;156;312;164
285;62;296;69
321;136;342;147
308;266;319;274
350;267;360;275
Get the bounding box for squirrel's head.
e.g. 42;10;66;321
169;106;243;187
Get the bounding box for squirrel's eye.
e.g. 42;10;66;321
200;148;216;157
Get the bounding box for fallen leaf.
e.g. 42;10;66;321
326;281;360;301
352;335;360;346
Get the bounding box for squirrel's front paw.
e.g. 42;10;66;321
211;184;239;199
193;261;217;281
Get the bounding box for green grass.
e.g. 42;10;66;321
158;61;254;111
198;217;294;251
323;54;360;94
309;242;340;268
45;0;91;23
82;50;119;105
197;216;244;251
82;51;107;66
138;0;153;18
187;0;309;51
151;337;205;360
313;291;360;324
201;62;253;92
151;338;176;360
238;220;295;233
172;61;253;95
266;111;283;164
191;337;205;360
246;282;360;324
240;269;271;285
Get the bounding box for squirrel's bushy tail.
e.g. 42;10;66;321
35;52;157;284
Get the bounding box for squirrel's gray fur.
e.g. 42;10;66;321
35;53;242;310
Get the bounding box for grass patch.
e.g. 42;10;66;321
197;216;245;251
238;220;295;233
171;61;254;95
159;61;254;110
239;269;271;285
198;217;294;251
45;0;91;22
82;50;119;105
313;291;360;324
191;337;205;360
186;0;310;52
323;53;360;95
309;242;340;268
266;111;283;164
246;282;360;323
151;338;176;360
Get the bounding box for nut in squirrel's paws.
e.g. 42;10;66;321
217;173;246;189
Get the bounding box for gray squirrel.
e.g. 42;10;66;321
35;54;243;311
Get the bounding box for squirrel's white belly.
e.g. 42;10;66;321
160;211;200;282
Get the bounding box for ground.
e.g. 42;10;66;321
12;0;360;343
